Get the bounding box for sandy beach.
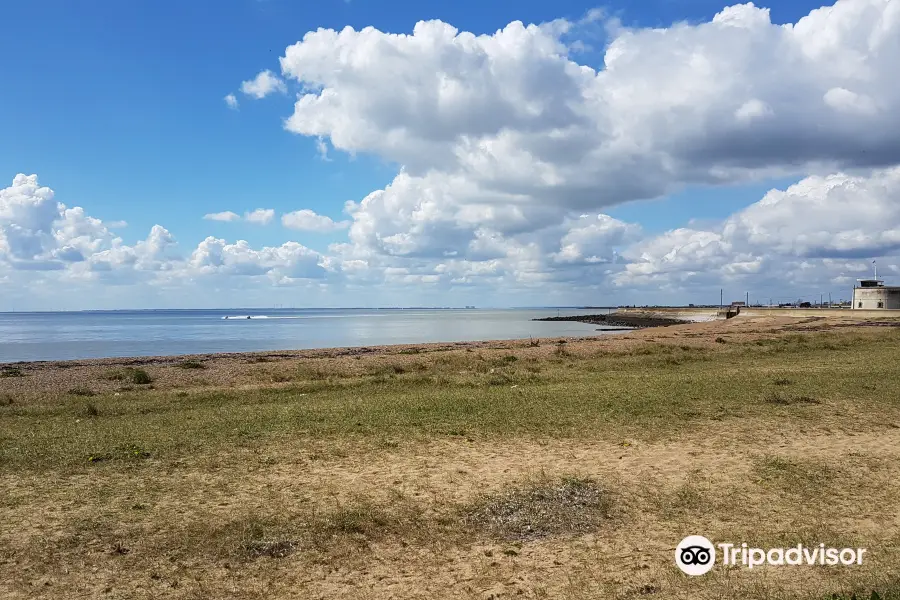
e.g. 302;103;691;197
0;311;890;397
2;313;800;397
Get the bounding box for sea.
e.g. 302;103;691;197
0;308;626;363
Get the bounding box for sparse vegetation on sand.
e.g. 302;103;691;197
0;365;23;378
1;316;899;599
174;360;206;370
102;366;152;385
464;475;611;540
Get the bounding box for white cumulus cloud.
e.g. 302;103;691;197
203;211;241;222
244;208;275;225
617;166;900;292
260;0;900;280
282;209;349;232
240;69;287;99
189;237;326;281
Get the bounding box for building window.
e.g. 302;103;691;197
878;301;884;308
858;302;863;308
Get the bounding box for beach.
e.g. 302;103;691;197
0;312;775;397
2;314;900;599
0;308;623;362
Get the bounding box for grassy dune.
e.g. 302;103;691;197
1;320;900;599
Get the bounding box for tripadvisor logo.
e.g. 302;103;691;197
675;536;867;576
676;535;716;576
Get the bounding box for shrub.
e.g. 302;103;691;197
176;360;206;369
129;369;152;385
104;367;152;385
0;366;23;378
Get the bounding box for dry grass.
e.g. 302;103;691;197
463;475;611;540
764;391;823;405
1;317;900;599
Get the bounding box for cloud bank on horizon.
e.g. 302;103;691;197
3;0;900;308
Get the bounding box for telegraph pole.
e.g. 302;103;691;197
720;289;723;308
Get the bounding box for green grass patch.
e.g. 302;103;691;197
1;366;23;378
175;360;206;370
3;329;900;472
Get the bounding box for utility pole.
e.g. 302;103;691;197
820;293;823;307
720;289;723;308
746;291;749;306
829;292;832;307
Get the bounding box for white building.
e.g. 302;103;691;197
852;279;900;309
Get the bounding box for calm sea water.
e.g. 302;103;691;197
0;308;624;362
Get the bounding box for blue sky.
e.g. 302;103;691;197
0;0;815;245
1;0;898;309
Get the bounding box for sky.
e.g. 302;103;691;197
1;0;899;310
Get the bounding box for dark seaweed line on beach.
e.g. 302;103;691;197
532;314;688;329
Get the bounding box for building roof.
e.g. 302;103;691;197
856;279;885;288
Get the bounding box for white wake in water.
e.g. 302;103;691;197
222;315;269;320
